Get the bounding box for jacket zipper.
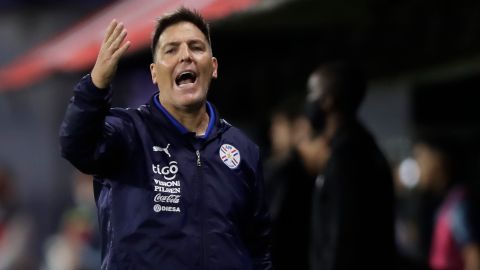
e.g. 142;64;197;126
196;149;206;269
196;150;202;167
192;124;229;269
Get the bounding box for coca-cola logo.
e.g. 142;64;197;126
154;194;180;204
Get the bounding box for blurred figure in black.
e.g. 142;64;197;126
303;61;395;270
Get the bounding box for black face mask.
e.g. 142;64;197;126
304;100;326;135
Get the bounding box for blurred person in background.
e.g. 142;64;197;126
42;208;97;270
0;165;34;270
264;104;319;270
42;171;100;270
413;138;480;270
59;7;271;270
393;155;433;270
303;61;395;270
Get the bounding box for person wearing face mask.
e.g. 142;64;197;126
300;61;395;270
59;7;272;270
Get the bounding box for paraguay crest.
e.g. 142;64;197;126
219;144;241;169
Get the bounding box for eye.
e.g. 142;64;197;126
164;47;176;54
190;43;205;52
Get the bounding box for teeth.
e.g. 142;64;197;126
175;71;197;85
179;71;195;77
179;71;192;77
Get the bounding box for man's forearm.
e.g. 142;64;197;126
59;74;112;174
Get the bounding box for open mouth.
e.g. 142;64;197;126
175;71;197;86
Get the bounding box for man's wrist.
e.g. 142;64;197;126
76;74;112;98
91;73;109;89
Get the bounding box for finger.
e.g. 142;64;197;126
105;22;124;48
112;40;131;61
109;29;127;52
105;22;123;48
103;19;117;44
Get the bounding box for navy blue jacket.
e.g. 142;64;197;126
59;75;272;270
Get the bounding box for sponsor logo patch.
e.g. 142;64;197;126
151;155;182;213
152;161;178;180
153;143;171;158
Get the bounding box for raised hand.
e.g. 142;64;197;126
91;20;130;89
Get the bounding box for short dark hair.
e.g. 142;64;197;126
151;7;211;60
312;61;366;116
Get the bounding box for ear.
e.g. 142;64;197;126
211;57;218;79
150;63;157;84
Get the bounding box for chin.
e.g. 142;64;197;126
176;94;205;109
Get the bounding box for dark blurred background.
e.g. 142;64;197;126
1;0;480;269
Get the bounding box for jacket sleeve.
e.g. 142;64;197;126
248;148;273;270
59;74;134;176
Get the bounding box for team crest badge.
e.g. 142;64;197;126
219;144;241;169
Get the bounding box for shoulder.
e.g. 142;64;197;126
221;120;260;161
109;104;149;121
334;122;382;157
331;124;390;171
223;121;258;149
104;104;150;134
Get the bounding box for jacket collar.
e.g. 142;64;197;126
148;93;227;142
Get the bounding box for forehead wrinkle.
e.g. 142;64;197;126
158;22;209;48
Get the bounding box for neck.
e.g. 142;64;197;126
159;96;209;136
323;115;337;143
324;113;347;143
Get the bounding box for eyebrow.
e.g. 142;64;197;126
161;39;207;49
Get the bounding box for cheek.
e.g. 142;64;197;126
155;66;173;82
419;160;437;183
198;57;214;73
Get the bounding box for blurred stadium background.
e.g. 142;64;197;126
1;0;480;269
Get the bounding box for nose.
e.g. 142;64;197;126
179;44;192;63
